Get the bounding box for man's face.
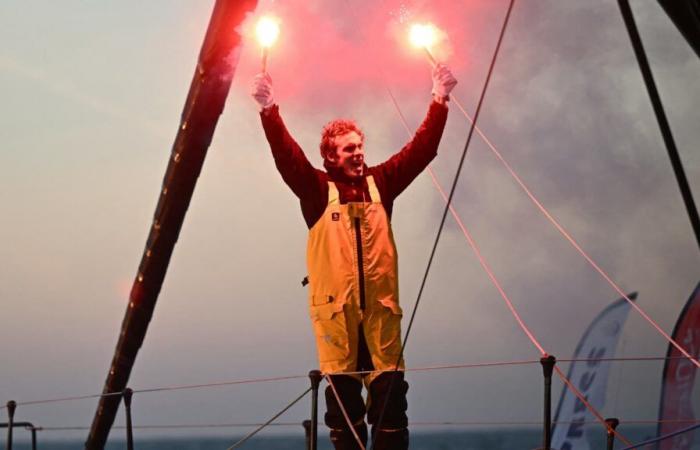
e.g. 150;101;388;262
329;131;364;178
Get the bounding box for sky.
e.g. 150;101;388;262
1;0;699;444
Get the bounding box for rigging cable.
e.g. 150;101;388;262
326;375;367;450
335;1;632;446
403;54;636;450
550;364;634;446
368;1;522;448
332;0;691;444
224;386;311;450
388;58;638;450
619;423;700;450
448;60;700;369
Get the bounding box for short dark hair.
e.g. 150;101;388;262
319;119;364;161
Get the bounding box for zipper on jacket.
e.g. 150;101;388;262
354;217;366;310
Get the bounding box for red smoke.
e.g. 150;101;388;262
237;0;504;110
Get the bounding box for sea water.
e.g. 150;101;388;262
10;426;665;449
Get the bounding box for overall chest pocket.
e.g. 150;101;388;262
309;300;350;363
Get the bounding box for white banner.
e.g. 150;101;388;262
551;294;634;450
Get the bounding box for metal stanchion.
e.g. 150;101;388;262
605;418;620;450
540;355;556;450
123;388;134;450
303;420;312;450
5;401;16;450
308;370;323;450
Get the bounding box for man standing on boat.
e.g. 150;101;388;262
251;64;456;450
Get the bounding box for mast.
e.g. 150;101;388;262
618;0;700;251
85;1;257;448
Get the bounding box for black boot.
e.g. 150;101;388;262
325;375;367;450
366;372;409;450
330;423;368;450
371;427;409;450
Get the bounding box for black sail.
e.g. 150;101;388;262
658;0;700;58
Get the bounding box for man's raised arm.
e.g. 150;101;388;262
251;73;321;201
375;64;457;200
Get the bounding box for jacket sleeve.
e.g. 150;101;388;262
260;105;323;202
374;100;448;200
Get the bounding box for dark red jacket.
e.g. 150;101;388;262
260;101;448;228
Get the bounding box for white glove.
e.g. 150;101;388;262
251;72;275;111
431;63;458;100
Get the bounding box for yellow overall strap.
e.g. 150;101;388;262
366;175;381;203
328;181;340;205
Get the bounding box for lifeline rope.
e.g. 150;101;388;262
450;88;700;369
1;356;676;410
326;375;367;450
337;358;538;377
38;424;301;431
7;391;122;408
132;374;305;395
337;355;679;378
3;375;306;409
224;386;311;450
369;2;519;448
619;423;700;450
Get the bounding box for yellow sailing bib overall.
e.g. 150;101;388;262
307;176;404;385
